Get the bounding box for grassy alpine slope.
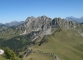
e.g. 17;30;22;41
0;56;6;60
24;28;83;60
24;52;54;60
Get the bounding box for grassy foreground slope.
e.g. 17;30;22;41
0;56;6;60
27;28;83;60
24;52;54;60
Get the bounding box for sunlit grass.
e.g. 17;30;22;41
30;28;83;60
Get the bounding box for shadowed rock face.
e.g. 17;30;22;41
52;18;59;28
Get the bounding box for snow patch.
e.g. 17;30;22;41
0;49;4;55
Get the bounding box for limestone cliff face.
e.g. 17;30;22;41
27;16;51;30
19;16;52;34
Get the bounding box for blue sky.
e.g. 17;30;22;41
0;0;83;23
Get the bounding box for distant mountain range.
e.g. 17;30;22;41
5;21;24;26
65;16;83;23
0;21;24;27
0;16;83;27
0;16;83;26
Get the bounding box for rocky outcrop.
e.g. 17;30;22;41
0;25;8;31
52;18;76;29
